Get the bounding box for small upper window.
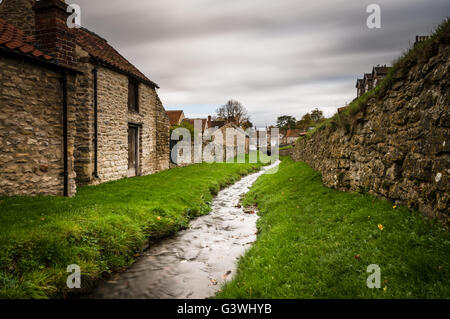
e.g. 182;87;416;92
128;79;139;112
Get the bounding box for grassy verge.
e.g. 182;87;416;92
0;155;268;299
217;158;450;298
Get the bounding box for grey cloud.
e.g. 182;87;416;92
71;0;450;127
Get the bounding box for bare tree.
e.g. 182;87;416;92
216;100;250;127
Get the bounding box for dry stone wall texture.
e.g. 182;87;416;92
292;43;449;219
0;51;170;196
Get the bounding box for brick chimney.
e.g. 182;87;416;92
34;0;76;68
0;0;35;38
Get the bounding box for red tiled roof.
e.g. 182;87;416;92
286;129;304;137
72;27;158;88
166;110;184;126
0;18;52;61
0;14;157;86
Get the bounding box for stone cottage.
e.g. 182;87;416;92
284;129;304;144
208;123;249;162
257;126;282;151
206;115;225;129
171;121;250;165
356;79;364;98
167;111;210;132
0;0;170;197
363;73;374;93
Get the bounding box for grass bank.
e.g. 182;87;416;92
217;158;450;298
0;155;268;299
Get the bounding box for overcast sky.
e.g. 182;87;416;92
71;0;449;127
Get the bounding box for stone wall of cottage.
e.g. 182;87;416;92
0;51;170;196
0;55;77;196
291;42;449;220
213;125;249;162
155;94;170;171
73;46;95;185
94;66;168;183
0;0;35;38
169;126;251;167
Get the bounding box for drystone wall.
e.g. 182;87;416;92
292;43;449;219
279;148;292;157
73;45;95;186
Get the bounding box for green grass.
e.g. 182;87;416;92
217;158;450;299
0;154;269;299
279;145;293;150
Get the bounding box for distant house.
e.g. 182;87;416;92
267;126;283;149
279;130;286;144
285;129;305;144
207;123;249;162
356;79;364;97
415;35;430;45
207;115;225;129
372;65;391;87
167;110;185;127
356;65;392;97
271;126;284;142
182;118;208;133
171;118;249;165
172;115;226;133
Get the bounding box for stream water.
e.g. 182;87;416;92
88;161;280;299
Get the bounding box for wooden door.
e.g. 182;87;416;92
128;126;138;177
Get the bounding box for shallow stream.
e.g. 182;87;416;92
89;161;280;299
